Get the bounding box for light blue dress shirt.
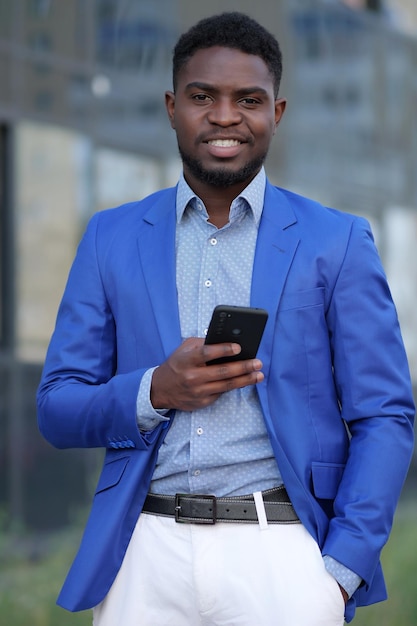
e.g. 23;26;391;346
136;167;361;598
139;167;283;496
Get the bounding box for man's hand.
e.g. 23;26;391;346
338;584;349;605
151;337;264;411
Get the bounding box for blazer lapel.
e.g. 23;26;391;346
136;188;182;359
251;182;300;374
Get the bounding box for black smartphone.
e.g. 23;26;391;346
204;305;268;365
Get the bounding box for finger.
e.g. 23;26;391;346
224;369;264;391
206;357;264;380
204;368;265;396
180;337;206;359
177;369;264;410
201;341;242;364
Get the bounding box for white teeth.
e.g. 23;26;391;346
208;139;241;147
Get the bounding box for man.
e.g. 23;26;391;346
37;12;414;626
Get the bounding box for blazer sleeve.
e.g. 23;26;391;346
322;216;415;587
37;213;161;451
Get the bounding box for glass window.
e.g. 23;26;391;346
95;147;161;213
14;120;91;361
0;2;13;40
0;127;5;346
28;0;52;19
384;207;417;382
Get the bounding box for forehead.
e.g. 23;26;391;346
177;46;274;92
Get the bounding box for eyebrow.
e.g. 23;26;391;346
185;81;270;97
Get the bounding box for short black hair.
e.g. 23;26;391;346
172;12;283;97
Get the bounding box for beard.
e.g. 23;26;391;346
178;145;267;188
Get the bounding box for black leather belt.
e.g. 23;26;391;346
142;486;300;525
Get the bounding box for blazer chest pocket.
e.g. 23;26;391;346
279;287;326;312
95;456;130;495
311;461;345;500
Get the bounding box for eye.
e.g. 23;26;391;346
192;93;212;103
239;97;260;106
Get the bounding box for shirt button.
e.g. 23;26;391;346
204;279;212;288
210;237;217;246
204;328;208;336
194;470;201;476
197;427;203;435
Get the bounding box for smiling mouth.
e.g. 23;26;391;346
207;139;242;147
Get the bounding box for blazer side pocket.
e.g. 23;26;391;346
311;461;345;500
95;456;130;494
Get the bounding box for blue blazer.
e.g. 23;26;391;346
37;181;414;622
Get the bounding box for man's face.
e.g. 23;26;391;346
166;46;286;190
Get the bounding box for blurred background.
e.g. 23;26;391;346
0;1;416;624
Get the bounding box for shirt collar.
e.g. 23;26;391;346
176;167;266;226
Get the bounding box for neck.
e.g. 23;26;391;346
200;194;234;228
183;171;258;228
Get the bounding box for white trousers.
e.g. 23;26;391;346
93;513;345;626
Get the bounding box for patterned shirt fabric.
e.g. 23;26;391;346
149;167;283;497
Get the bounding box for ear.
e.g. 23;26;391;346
165;91;176;129
274;98;287;130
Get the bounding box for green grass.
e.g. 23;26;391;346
353;501;417;626
1;502;416;625
0;525;92;626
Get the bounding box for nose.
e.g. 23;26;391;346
207;98;242;126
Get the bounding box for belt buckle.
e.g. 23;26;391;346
174;493;217;524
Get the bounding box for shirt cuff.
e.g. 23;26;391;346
136;367;171;432
323;555;362;598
